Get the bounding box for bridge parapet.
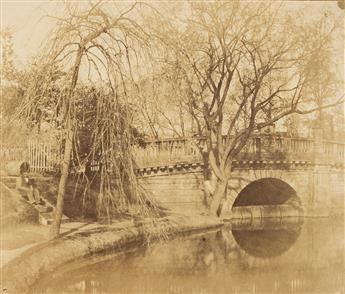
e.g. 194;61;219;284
135;160;313;178
320;140;345;163
133;135;345;168
1;134;343;174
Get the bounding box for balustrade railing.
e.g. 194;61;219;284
133;138;200;167
322;140;345;162
1;134;344;173
133;135;344;167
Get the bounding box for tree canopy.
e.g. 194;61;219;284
142;1;344;214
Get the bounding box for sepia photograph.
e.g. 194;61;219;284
0;0;344;293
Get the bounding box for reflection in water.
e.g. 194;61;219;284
32;218;344;293
232;218;303;258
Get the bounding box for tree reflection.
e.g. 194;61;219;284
191;218;303;274
31;218;345;294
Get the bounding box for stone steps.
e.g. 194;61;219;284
39;212;69;226
0;176;69;226
1;176;18;189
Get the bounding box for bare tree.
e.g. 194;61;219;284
302;17;343;139
18;2;160;237
149;2;344;215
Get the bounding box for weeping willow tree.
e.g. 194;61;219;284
72;86;152;218
17;2;162;238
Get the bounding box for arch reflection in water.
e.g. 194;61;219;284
31;218;344;294
231;217;304;258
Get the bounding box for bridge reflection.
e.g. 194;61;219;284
32;218;343;294
231;217;303;258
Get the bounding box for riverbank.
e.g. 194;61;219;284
1;222;102;267
1;214;223;293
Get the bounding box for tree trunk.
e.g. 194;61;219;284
209;179;228;217
50;48;83;238
50;120;74;238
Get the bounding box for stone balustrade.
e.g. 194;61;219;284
133;134;345;168
1;133;344;174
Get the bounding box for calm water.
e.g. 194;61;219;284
32;218;344;293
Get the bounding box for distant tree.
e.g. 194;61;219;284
132;74;192;139
1;28;16;82
0;29;32;145
302;17;343;139
1;29;22;117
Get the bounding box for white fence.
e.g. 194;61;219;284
0;140;60;172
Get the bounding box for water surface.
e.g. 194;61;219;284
32;218;344;293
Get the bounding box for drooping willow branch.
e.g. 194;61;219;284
14;2;165;228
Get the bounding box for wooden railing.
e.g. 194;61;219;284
0;146;27;163
0;140;60;173
27;140;60;172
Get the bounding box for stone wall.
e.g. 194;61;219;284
139;165;344;218
139;172;206;213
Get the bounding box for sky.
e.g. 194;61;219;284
1;1;344;68
1;1;64;67
1;0;344;136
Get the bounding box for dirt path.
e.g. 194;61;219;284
0;221;117;268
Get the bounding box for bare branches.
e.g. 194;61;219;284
15;1;168;235
148;1;342;186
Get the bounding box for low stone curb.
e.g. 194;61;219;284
1;215;222;293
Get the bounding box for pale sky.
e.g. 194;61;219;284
1;0;344;135
1;1;63;67
1;0;344;71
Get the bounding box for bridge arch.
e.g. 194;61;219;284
222;175;303;217
232;177;300;208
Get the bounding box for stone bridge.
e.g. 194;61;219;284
133;131;344;218
1;130;344;218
